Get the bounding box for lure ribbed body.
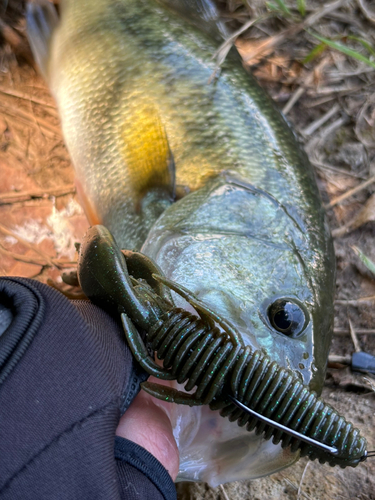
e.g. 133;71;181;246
141;308;367;469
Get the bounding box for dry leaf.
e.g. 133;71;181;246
332;192;375;237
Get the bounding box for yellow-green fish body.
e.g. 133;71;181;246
27;0;335;485
29;0;324;252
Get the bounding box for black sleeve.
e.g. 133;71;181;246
0;277;177;500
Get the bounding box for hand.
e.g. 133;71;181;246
116;388;179;481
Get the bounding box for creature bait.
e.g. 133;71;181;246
78;225;370;469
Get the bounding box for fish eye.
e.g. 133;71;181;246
268;299;307;337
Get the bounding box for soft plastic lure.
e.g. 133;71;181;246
77;225;372;468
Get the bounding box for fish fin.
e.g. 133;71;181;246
156;0;229;40
75;178;102;226
26;0;59;78
175;184;191;200
120;101;175;209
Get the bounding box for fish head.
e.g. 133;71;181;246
142;175;335;393
141;175;335;484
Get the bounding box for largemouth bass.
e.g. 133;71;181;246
27;0;336;485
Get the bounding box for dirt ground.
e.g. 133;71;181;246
0;1;374;499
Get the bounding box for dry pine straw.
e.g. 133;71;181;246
1;1;375;499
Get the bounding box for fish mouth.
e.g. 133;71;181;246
155;392;299;486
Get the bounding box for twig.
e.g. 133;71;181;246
331;194;375;237
0;85;57;109
0;17;24;50
214;13;270;66
0;112;57;141
0;184;76;205
305;84;365;104
301;104;340;136
355;95;375;149
348;317;362;353
326;66;375;81
324;174;375;209
297;462;310;500
335;296;375;305
279;475;314;500
328;354;352;364
0;85;58;112
305;95;339;107
306;116;348;152
0;244;44;267
319;116;349;138
362;377;375;393
334;328;375;335
219;484;230;500
282;87;306;115
0;18;35;66
306;116;349;170
313;161;366;179
313;84;364;96
0;101;62;137
282;58;331;115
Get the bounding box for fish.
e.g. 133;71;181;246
27;0;336;486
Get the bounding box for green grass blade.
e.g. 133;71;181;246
266;0;291;16
297;0;306;17
303;42;327;64
347;35;375;58
310;32;375;69
266;2;279;13
352;246;375;276
275;0;292;15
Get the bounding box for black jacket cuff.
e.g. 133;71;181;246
115;437;177;500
